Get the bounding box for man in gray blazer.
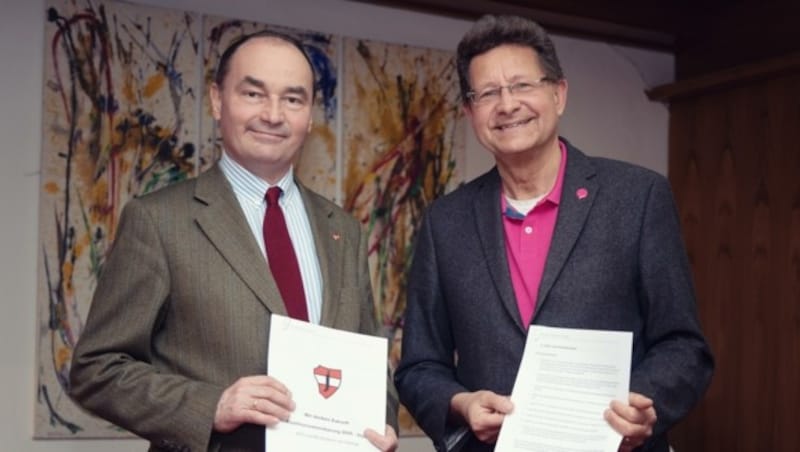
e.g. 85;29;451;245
69;30;398;452
394;15;713;452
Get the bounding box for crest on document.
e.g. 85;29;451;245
313;365;342;399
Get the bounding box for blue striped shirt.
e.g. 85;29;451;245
218;152;323;324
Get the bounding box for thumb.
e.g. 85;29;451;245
485;393;514;414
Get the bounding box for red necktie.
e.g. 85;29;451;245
264;187;308;321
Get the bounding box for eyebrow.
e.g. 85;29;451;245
241;76;266;90
474;74;541;88
240;76;310;99
284;86;310;100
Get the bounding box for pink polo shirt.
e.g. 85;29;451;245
501;142;567;327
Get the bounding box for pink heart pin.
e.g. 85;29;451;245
576;188;588;200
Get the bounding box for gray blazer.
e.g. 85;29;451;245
69;165;398;451
395;141;713;452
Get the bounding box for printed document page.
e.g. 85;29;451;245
266;315;387;451
495;325;632;452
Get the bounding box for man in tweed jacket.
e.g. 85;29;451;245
69;30;398;452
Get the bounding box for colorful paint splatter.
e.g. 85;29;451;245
342;38;465;434
37;0;200;438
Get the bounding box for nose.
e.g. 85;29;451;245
496;87;520;113
259;96;284;124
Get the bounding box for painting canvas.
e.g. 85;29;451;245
341;37;466;434
36;0;201;437
36;0;465;439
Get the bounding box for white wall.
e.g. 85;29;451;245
0;0;672;450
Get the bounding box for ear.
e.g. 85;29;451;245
307;117;313;133
554;79;568;117
462;102;474;120
209;83;222;120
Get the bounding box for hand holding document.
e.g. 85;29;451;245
495;325;632;452
266;315;387;451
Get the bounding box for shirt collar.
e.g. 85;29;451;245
219;150;298;205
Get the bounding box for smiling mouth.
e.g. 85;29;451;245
495;117;533;130
250;129;289;141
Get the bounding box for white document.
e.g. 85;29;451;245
266;315;387;452
495;325;632;452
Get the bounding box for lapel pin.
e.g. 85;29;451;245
332;233;341;241
576;188;588;200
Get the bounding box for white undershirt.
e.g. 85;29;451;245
218;151;323;324
505;194;545;215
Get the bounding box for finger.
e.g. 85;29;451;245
241;375;292;395
604;407;637;437
471;411;506;443
474;425;502;444
613;400;657;432
250;397;293;422
363;429;382;446
481;392;514;414
609;399;648;424
605;407;654;441
469;405;507;428
628;392;654;409
224;375;293;407
364;425;398;451
215;391;285;432
247;408;286;428
637;403;657;427
251;386;296;412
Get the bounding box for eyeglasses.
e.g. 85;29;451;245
466;77;555;106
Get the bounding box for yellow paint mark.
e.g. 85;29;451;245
122;72;137;104
73;232;91;258
89;179;109;223
72;240;84;259
55;346;72;370
312;125;336;159
61;262;73;293
143;73;166;98
424;165;435;198
44;181;59;194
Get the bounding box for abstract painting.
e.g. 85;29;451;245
36;0;464;439
37;0;200;437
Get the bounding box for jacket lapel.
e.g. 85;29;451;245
533;145;598;320
299;185;342;327
473;169;527;333
192;166;288;316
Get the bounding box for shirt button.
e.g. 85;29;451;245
524;226;533;234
